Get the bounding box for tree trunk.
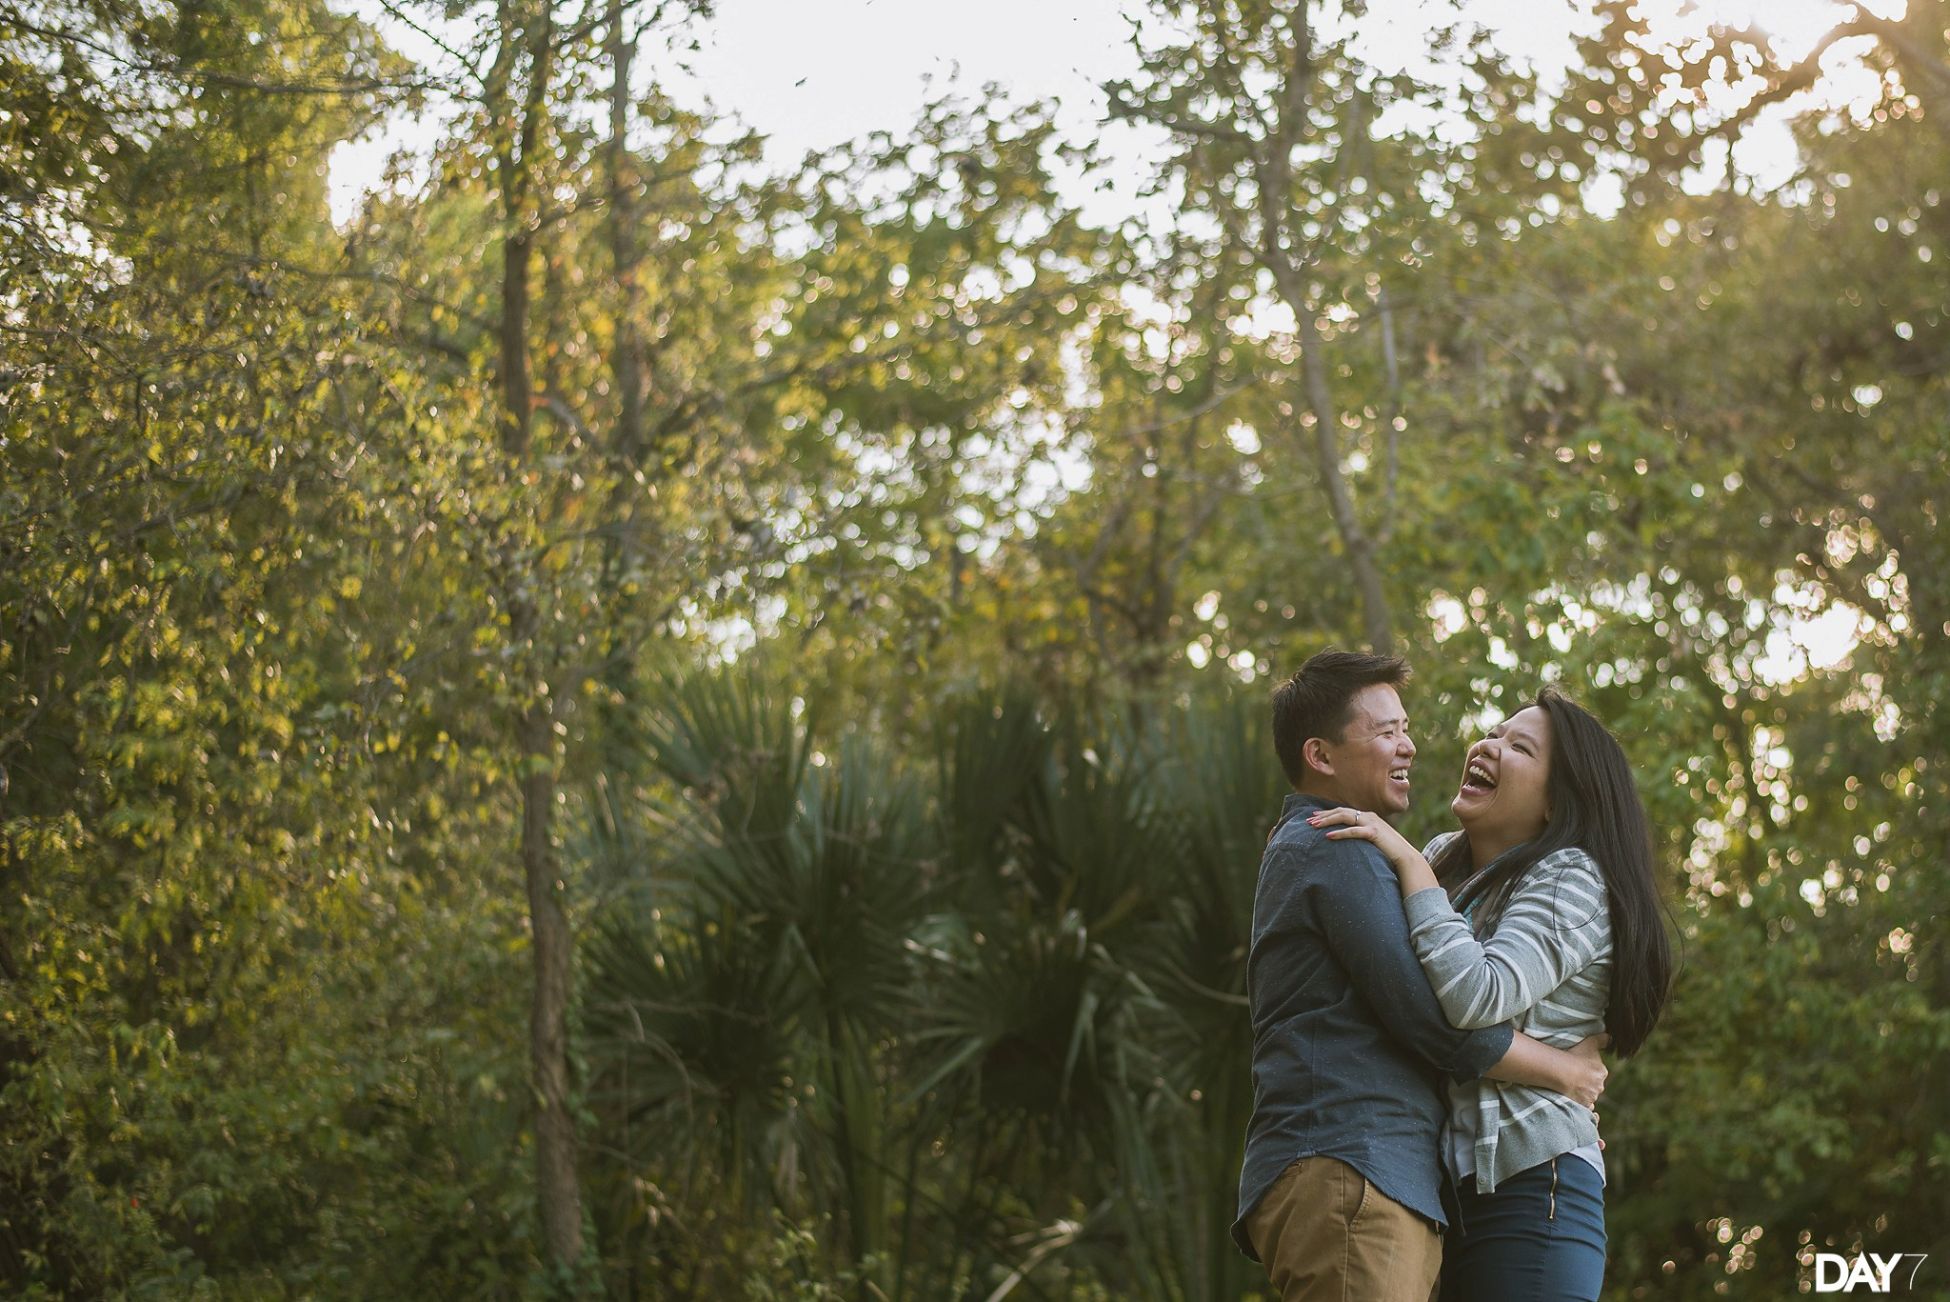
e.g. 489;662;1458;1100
493;13;585;1259
1259;228;1397;654
607;0;645;464
500;229;536;457
504;282;586;1275
599;0;654;717
1250;6;1396;654
519;688;584;1267
1293;306;1395;654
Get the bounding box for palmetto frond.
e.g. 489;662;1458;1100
1016;711;1186;937
933;686;1054;918
631;665;817;854
581;909;796;1190
1137;691;1281;1085
579;673;1285;1298
909;908;1162;1167
1102;692;1283;1302
790;737;933;1035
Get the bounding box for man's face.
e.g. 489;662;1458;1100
1311;683;1415;817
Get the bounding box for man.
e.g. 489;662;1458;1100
1235;650;1607;1301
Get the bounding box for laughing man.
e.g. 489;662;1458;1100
1235;650;1608;1302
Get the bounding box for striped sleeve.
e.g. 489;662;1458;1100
1401;847;1611;1030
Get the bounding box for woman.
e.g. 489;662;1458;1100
1308;687;1673;1302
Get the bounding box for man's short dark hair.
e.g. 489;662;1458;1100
1271;649;1411;789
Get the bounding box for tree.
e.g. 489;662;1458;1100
1104;0;1578;653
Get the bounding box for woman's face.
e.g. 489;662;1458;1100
1451;705;1554;848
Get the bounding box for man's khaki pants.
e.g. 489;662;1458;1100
1245;1155;1442;1302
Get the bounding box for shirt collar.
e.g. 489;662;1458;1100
1274;791;1340;833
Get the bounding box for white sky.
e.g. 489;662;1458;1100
324;0;1889;676
327;0;1895;225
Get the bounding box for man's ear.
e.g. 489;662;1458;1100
1302;736;1334;777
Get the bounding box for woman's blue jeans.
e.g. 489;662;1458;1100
1437;1155;1607;1302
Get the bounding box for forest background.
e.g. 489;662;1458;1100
4;0;1948;1296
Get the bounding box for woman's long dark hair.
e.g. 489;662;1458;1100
1428;688;1675;1057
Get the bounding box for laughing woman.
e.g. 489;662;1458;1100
1309;688;1674;1302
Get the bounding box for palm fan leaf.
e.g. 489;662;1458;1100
630;665;818;855
581;908;797;1196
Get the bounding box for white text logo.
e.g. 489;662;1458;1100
1812;1253;1927;1294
